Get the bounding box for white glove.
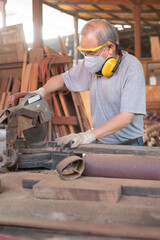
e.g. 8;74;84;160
55;129;96;148
34;87;47;98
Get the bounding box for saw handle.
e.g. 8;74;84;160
8;92;29;107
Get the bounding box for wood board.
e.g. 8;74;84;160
33;176;121;203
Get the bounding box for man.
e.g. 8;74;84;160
36;19;146;148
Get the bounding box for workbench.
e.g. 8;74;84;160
0;164;160;240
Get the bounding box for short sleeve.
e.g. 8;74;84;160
62;60;92;92
120;62;146;115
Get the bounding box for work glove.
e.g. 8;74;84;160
34;87;47;98
55;129;96;148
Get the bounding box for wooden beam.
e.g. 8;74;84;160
129;0;142;8
133;5;141;59
74;15;79;65
33;0;43;49
0;0;7;27
52;116;79;125
139;0;160;4
148;5;160;19
44;0;160;4
43;3;160;23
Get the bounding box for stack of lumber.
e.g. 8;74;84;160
0;23;91;140
0;24;26;110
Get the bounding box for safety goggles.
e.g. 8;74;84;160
77;41;111;55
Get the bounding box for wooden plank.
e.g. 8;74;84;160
1;216;160;239
73;143;160;157
133;6;141;59
21;63;33;92
150;36;160;61
76;92;91;130
71;92;84;132
28;62;39;91
11;76;21;94
3;92;11;109
52;116;78;125
20;50;28;92
33;176;121;203
6;75;13;93
0;92;6;110
58;92;75;133
0;76;8;97
44;94;54;141
72;92;90;131
80;91;92;127
52;92;68;136
58;35;68;56
146;85;160;102
141;61;148;84
33;0;43;49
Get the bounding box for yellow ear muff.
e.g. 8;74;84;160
101;58;117;77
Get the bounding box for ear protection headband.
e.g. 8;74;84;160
95;48;123;77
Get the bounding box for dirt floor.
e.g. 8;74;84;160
0;168;160;240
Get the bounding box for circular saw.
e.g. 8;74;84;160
7;92;51;144
0;92;51;167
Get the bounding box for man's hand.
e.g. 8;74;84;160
55;130;96;148
34;87;47;98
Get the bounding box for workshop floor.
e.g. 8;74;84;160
0;169;160;240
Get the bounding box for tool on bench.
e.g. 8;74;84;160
0;92;73;169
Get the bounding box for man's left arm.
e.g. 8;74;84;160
56;112;134;148
93;112;134;139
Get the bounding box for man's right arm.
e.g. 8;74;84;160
36;74;65;97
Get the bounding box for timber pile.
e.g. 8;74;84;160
0;47;90;140
0;24;91;140
144;111;160;147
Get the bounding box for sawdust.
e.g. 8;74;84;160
0;169;160;231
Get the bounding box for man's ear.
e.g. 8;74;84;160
105;43;115;57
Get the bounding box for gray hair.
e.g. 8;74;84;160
80;19;118;45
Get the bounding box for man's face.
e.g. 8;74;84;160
80;32;111;58
80;32;106;56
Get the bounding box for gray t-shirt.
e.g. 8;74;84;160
62;51;146;144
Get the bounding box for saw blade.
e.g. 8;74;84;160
23;122;48;144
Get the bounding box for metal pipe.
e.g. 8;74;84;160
83;154;160;180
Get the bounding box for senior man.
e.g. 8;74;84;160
36;19;146;148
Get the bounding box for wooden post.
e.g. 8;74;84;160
0;0;7;27
32;0;43;49
133;6;141;59
74;15;79;65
